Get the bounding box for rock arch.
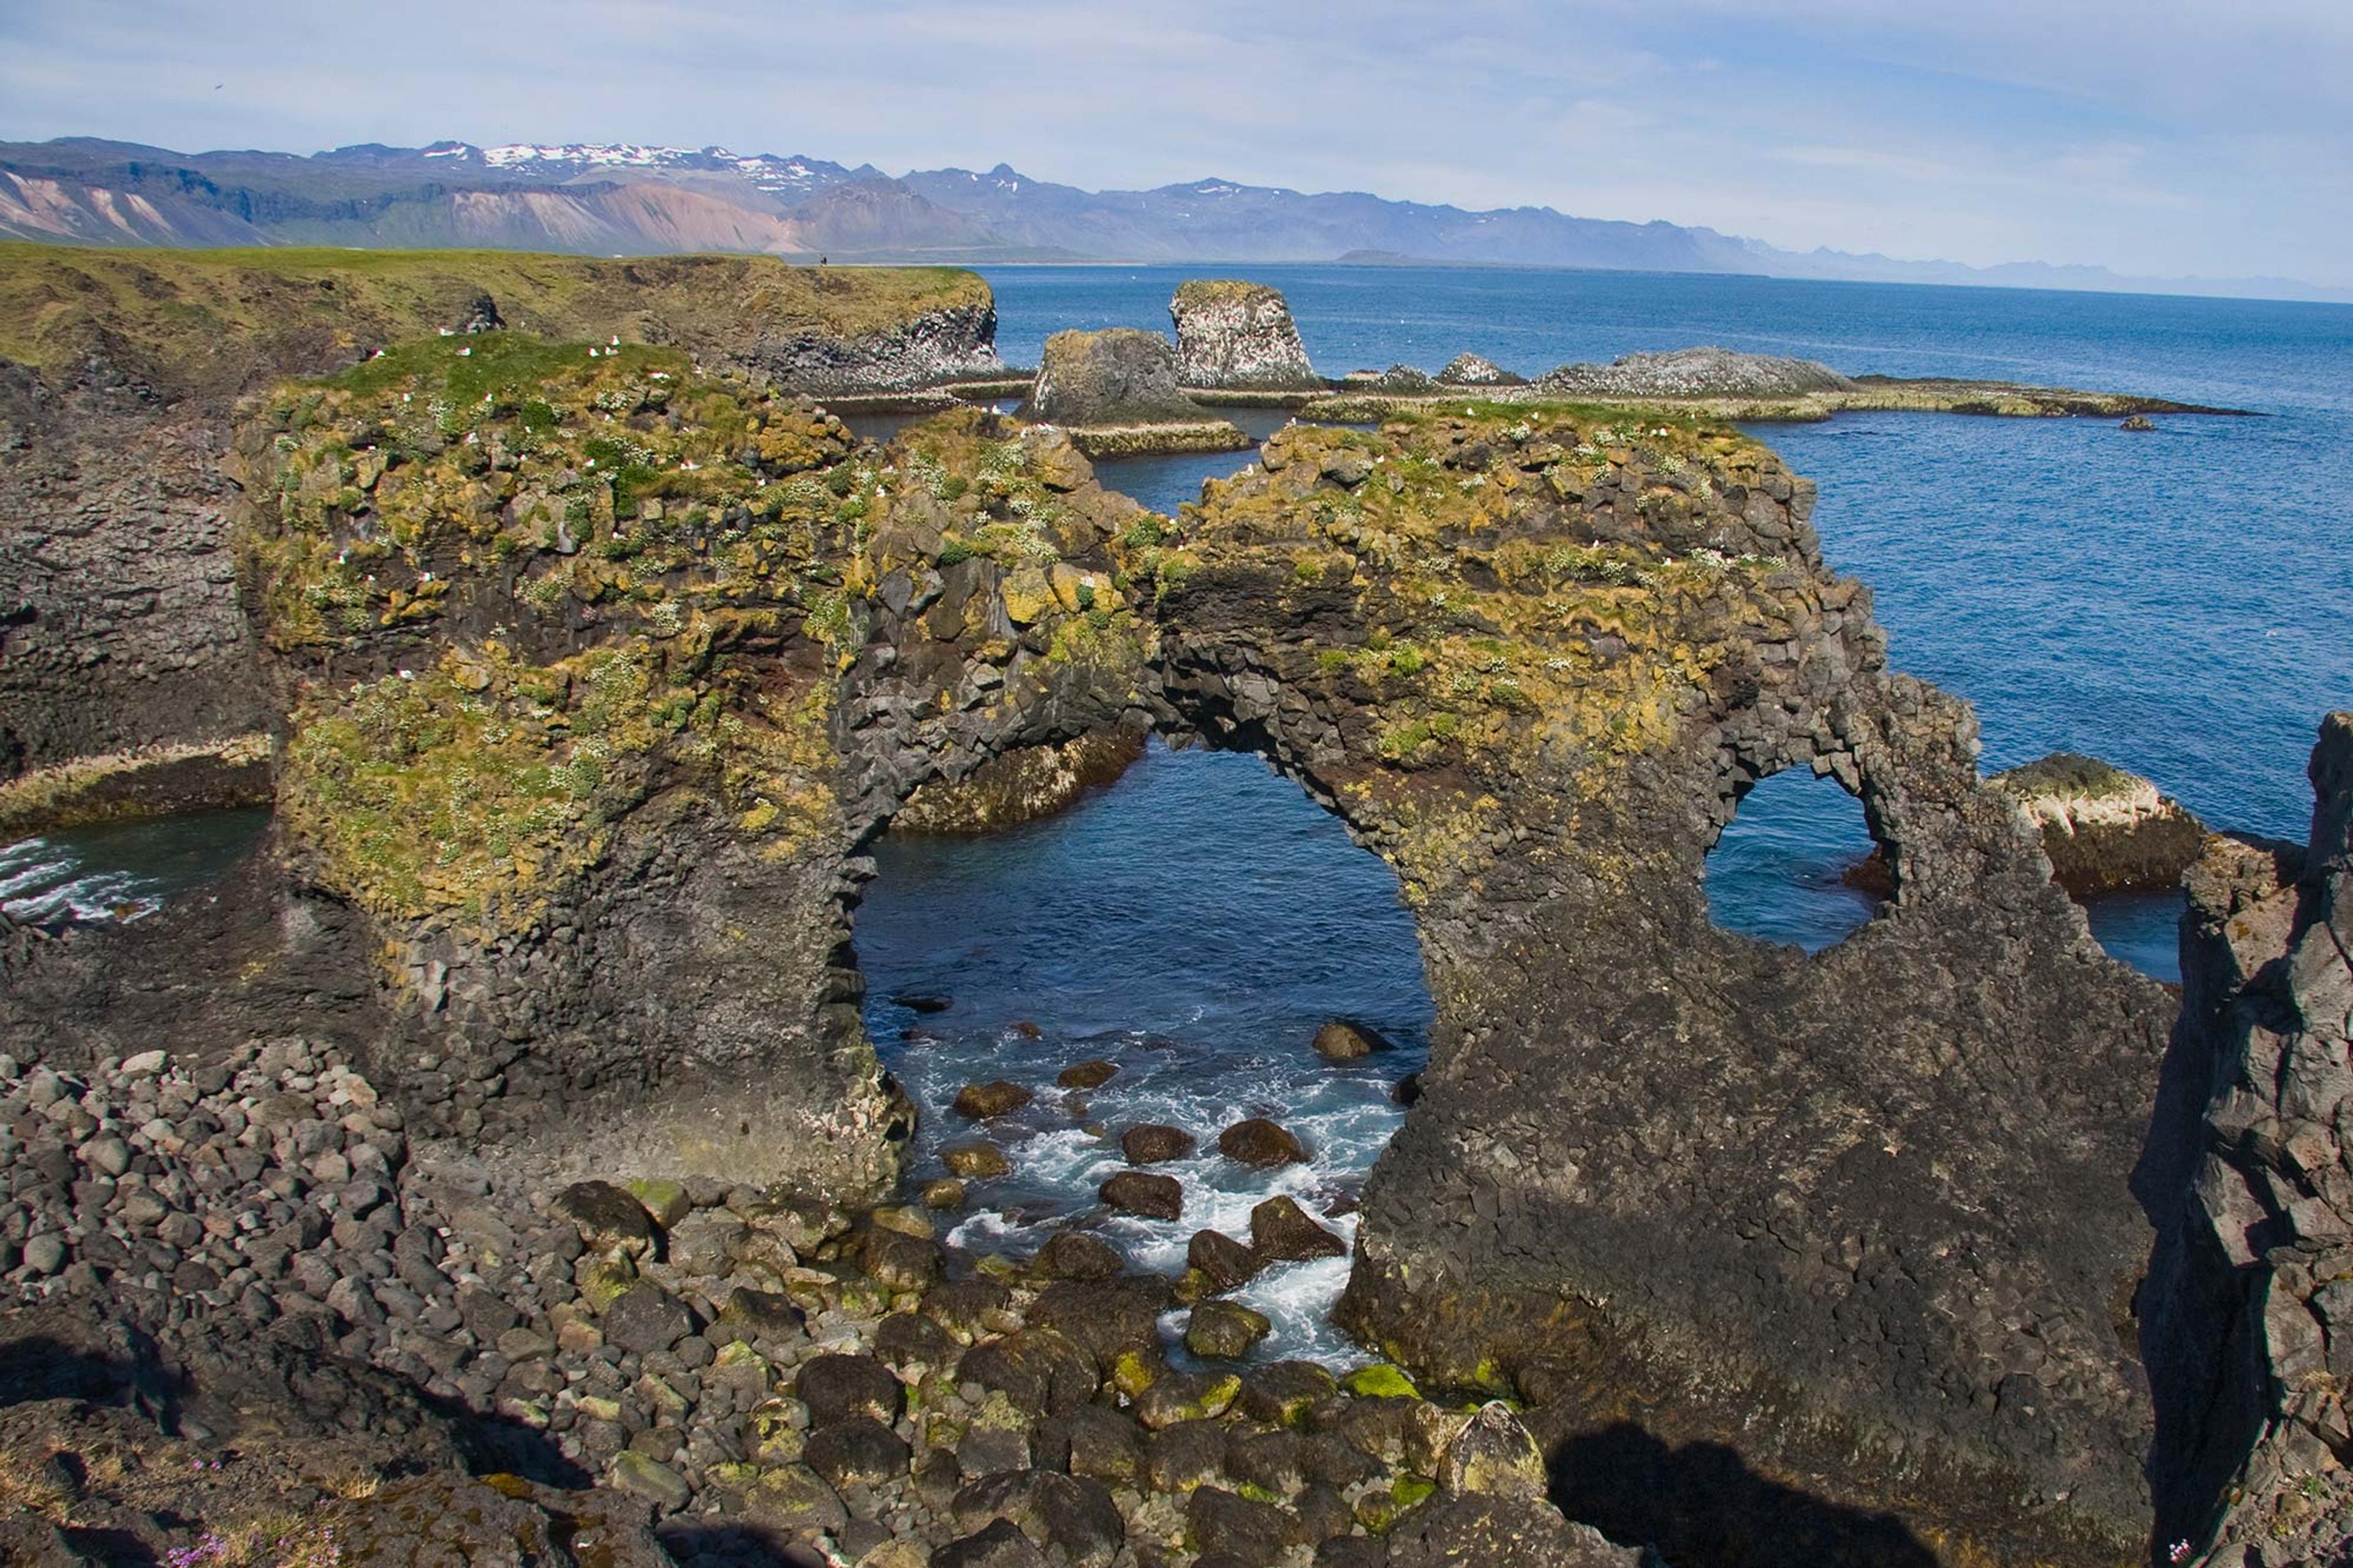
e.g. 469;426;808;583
227;344;2172;1564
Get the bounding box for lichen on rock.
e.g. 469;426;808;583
1028;328;1250;455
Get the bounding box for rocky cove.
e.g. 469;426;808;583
0;250;2341;1568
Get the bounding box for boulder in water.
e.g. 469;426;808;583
1058;1059;1118;1089
1250;1194;1346;1261
943;1140;1012;1178
1170;279;1322;392
1219;1117;1308;1167
1121;1123;1196;1164
1036;1230;1126;1281
954;1081;1034;1119
1099;1170;1183;1221
1186;1227;1264;1291
1990;751;2206;895
1311;1020;1387;1061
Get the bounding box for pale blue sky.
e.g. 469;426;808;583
3;0;2347;287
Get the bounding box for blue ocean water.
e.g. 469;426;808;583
961;266;2353;985
860;742;1428;1363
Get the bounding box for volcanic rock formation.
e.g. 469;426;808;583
1536;346;1859;399
1991;751;2208;895
6;309;2216;1566
1170;279;1322;393
2139;715;2353;1565
1028;328;1249;455
0;246;1003;787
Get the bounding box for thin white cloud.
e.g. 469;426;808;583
0;0;2344;286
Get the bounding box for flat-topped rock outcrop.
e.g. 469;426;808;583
1302;344;2255;423
1991;751;2208;895
1170;279;1322;393
1029;327;1250;455
1536;345;1859;398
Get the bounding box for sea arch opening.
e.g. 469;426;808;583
1703;763;1889;952
851;734;1434;1363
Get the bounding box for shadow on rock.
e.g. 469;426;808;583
655;1520;828;1567
1547;1422;1938;1568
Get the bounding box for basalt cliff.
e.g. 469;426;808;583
0;244;1000;797
0;260;2303;1568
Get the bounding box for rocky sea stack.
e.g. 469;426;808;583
1029;328;1252;456
1991;751;2208;895
1170;280;1322;394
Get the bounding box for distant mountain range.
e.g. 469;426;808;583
1;137;2341;304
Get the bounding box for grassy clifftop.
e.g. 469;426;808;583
0;243;990;404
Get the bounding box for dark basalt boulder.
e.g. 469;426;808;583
1123;1123;1196;1164
803;1412;913;1488
1219;1118;1308;1167
1035;1230;1126;1280
1186;1298;1273;1358
1100;1168;1184;1219
1312;1020;1386;1061
1251;1195;1346;1261
1187;1485;1305;1566
955;1080;1034;1119
959;1328;1101;1418
1188;1227;1265;1290
936;1517;1051;1568
797;1350;904;1426
1386;1495;1648;1568
951;1469;1125;1568
600;1283;695;1354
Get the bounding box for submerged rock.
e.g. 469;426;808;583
944;1140;1012;1178
1311;1020;1386;1061
1170;279;1322;392
1990;751;2207;895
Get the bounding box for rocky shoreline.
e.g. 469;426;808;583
0;248;2317;1568
0;1036;1647;1567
